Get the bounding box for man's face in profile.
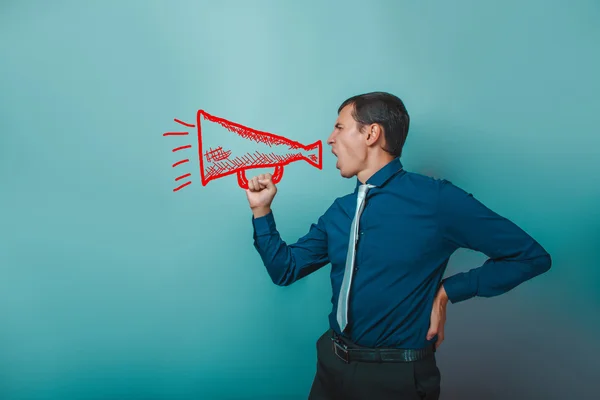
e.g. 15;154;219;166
328;104;368;178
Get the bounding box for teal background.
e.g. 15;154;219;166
1;0;599;399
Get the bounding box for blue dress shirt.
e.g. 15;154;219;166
251;158;551;349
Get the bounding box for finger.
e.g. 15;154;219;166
426;328;437;341
258;178;273;189
426;318;438;341
259;173;271;184
263;174;275;188
258;178;268;190
259;173;270;182
256;178;267;189
426;324;437;341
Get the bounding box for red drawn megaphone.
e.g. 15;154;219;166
194;110;322;189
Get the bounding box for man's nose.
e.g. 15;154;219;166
326;131;335;145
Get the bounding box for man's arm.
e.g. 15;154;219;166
437;180;552;303
252;208;330;286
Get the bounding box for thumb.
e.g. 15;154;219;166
426;327;437;341
427;315;438;340
259;178;275;189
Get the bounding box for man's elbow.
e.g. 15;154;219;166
530;252;552;278
270;271;294;287
265;262;296;287
267;261;321;287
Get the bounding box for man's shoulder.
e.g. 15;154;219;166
402;171;483;212
394;170;476;209
400;169;455;193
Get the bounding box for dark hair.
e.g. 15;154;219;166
338;91;410;158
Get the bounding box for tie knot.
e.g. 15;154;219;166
358;184;375;194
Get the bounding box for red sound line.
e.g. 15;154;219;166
163;131;189;136
175;173;191;181
174;119;195;128
173;181;191;192
197;111;204;186
173;145;191;152
172;159;189;167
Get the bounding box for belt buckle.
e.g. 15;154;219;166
331;338;349;363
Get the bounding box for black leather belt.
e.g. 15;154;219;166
330;331;435;363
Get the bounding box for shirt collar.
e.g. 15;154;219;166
355;157;404;191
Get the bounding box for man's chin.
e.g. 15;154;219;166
336;162;351;178
339;169;352;178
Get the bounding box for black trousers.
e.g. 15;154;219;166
308;329;441;400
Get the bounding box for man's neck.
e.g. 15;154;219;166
357;155;395;183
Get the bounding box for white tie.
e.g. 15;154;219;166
337;184;375;332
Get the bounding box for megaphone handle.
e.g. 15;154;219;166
237;166;284;189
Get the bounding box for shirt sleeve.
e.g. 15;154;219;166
437;179;552;303
252;210;330;286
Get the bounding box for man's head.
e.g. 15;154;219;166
327;91;410;181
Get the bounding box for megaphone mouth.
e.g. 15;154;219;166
303;140;322;169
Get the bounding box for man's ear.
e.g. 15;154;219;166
366;123;383;144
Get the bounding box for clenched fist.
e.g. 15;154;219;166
245;173;278;218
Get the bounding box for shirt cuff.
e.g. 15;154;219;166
252;210;277;236
442;272;478;304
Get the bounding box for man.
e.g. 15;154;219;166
245;92;551;399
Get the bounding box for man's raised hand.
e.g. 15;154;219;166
245;173;278;218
